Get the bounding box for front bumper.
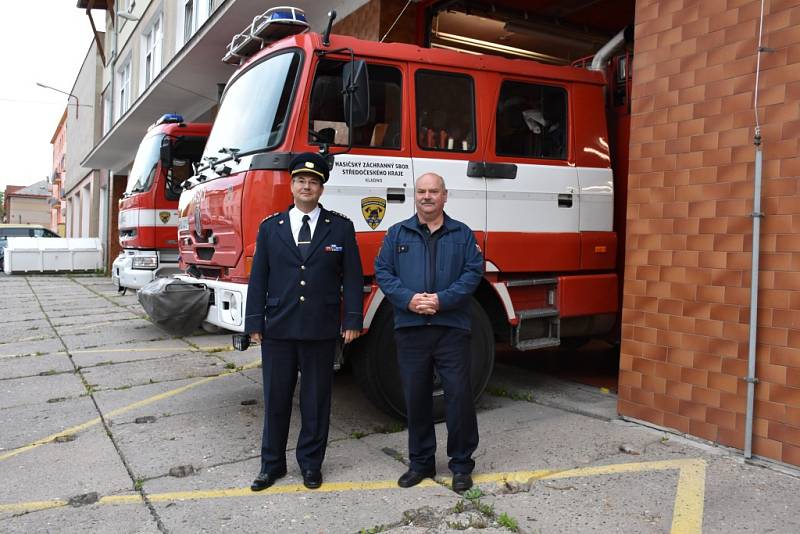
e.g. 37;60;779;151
174;274;247;332
112;250;181;290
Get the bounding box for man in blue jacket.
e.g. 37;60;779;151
245;152;363;492
375;172;483;493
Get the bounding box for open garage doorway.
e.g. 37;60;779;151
418;0;637;392
423;0;635;65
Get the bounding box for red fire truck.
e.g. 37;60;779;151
176;8;631;419
113;115;210;293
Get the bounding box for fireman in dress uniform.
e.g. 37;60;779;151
245;152;363;491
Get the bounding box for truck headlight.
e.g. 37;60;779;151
132;255;158;269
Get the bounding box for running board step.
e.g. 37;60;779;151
517;307;559;320
512;307;560;351
515;337;561;351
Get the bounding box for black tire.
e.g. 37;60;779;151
559;336;591;351
352;298;495;422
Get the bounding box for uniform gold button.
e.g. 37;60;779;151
300;296;305;302
300;280;306;286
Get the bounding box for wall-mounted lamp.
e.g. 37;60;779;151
116;12;140;23
36;82;81;119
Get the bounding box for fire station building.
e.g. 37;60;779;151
73;0;800;468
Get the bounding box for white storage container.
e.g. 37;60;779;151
3;237;103;274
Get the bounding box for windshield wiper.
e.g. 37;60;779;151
218;147;241;163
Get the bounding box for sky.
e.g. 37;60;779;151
0;3;104;190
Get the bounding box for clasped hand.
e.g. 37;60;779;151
408;292;439;315
249;331;360;344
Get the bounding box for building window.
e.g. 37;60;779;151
142;14;163;88
118;58;132;116
183;0;195;43
179;0;214;48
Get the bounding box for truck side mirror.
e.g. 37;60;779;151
342;59;370;128
159;137;173;166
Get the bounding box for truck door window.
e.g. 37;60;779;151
415;70;475;152
495;81;567;160
308;60;402;149
166;135;207;200
126;133;163;194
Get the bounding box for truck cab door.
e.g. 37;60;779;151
484;78;580;273
302;59;413;270
409;67;487;241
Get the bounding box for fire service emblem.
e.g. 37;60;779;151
361;197;386;229
159;211;171;224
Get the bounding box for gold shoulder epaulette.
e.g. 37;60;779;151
328;210;350;221
261;212;281;223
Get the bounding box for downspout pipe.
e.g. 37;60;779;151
589;26;632;71
744;0;768;460
744;133;763;459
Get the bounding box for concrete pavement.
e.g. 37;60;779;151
1;274;799;533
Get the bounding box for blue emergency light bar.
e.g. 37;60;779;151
155;114;184;126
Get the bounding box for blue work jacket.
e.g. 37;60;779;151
375;213;484;330
244;206;363;339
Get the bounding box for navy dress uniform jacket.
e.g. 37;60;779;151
244;206;363;339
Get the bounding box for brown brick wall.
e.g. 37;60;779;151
334;0;381;42
334;0;419;44
620;0;800;465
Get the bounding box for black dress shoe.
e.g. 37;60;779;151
452;473;473;493
397;469;436;488
302;470;322;489
250;469;287;492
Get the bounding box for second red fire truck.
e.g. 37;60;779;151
113;115;210;293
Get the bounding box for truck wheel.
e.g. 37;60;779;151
200;322;225;334
352;298;494;422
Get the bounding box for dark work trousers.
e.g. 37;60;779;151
394;325;478;474
259;338;336;475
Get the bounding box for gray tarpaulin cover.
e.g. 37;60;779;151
137;278;210;336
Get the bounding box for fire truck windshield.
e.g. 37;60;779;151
202;51;301;166
126;133;164;194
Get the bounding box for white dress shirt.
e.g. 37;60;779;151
289;205;321;245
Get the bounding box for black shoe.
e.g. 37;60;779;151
397;469;436;488
452;473;473;493
302;470;322;489
250;469;287;491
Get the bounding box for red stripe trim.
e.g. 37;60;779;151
485;232;580;272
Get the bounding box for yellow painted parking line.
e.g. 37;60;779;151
59;321;121;332
0;460;705;534
0;479;439;515
70;347;194;354
0;499;67;514
471;458;706;534
0;345;241;358
671;458;706;534
146;478;439;503
0;359;261;462
69;345;236;354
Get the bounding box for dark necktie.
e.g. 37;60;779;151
298;214;311;258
